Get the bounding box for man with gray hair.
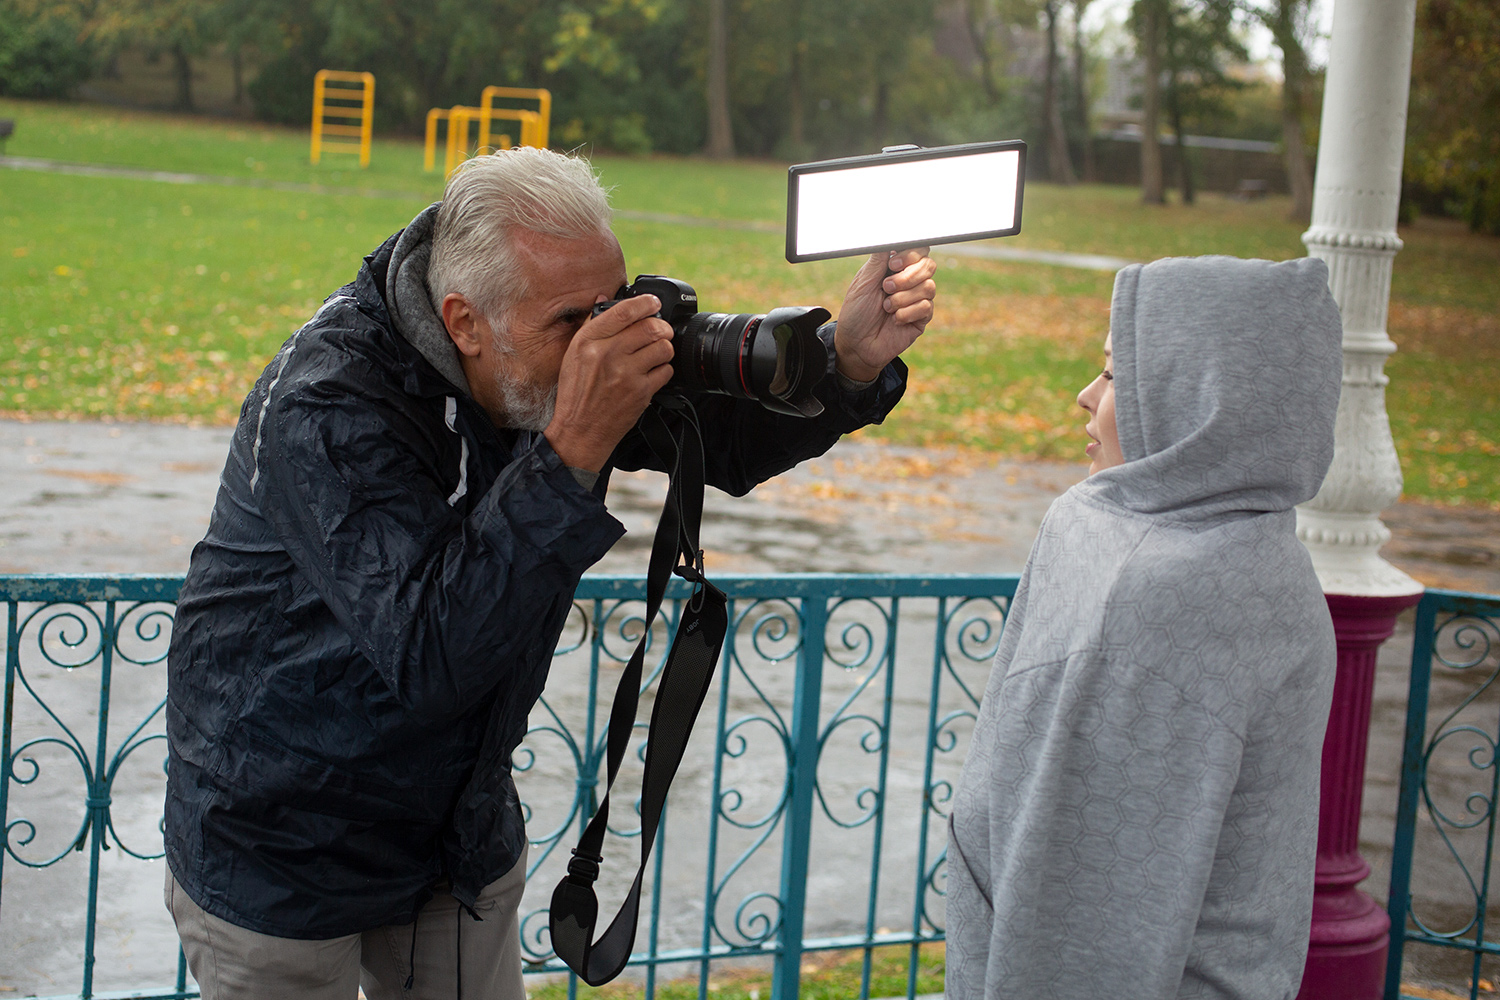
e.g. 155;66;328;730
163;146;936;1000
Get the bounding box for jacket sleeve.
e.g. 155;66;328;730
255;379;625;722
612;323;909;496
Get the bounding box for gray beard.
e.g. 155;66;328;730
494;366;557;432
487;319;557;432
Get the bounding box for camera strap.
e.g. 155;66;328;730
549;401;728;986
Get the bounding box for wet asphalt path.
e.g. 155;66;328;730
1;418;1496;996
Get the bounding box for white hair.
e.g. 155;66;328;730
427;147;613;324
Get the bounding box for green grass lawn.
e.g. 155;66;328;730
2;97;1496;506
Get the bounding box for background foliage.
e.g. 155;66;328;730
1403;0;1500;234
0;0;96;97
4;0;1493;230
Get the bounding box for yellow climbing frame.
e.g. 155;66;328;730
422;87;550;175
424;107;451;173
310;70;374;167
479;86;551;150
430;107;539;176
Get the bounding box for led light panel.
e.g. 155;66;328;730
786;140;1027;263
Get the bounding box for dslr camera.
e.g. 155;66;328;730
591;276;831;417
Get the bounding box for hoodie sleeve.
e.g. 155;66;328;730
254;377;625;722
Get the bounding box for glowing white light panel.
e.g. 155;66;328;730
790;149;1021;259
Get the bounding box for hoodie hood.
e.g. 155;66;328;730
1080;254;1343;519
385;202;472;396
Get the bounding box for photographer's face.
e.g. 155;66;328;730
1077;333;1123;475
446;228;626;430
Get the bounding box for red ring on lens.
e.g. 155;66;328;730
736;317;762;397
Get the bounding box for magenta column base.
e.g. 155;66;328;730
1296;592;1422;1000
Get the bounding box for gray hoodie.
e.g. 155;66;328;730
384;202;472;393
945;256;1342;1000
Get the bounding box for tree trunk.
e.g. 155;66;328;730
172;42;194;112
1073;0;1096;181
1280;21;1313;218
1168;76;1194;204
1268;0;1313;222
1139;0;1165;203
1043;1;1077;184
966;0;1002;106
705;0;735;158
232;47;245;106
874;79;890;147
789;44;805;148
1282;106;1313;222
1163;8;1193;204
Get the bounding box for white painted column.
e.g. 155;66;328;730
1295;0;1424;600
1294;4;1426;995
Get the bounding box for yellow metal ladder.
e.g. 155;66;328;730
310;70;375;168
479;87;551;152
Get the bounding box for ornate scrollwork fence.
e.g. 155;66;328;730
1386;589;1500;1000
1;573;1017;1000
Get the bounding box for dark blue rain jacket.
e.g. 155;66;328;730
163;228;907;939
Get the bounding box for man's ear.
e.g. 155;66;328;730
441;293;484;358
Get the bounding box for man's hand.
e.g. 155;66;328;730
832;248;938;383
545;295;674;473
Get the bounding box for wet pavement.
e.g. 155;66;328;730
0;418;1496;996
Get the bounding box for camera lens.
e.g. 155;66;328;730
670;312;759;400
618;275;831;417
665;309;831;418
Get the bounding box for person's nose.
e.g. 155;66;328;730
1077;379;1097;413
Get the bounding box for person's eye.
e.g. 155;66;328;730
1101;368;1114;381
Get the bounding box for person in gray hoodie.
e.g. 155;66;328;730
945;255;1343;999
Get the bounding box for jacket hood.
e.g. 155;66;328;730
385;202;472;396
1079;255;1343;519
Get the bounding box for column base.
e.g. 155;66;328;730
1297;589;1422;1000
1298;888;1391;1000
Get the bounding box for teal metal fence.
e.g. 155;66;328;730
1;573;1018;1000
1387;589;1500;999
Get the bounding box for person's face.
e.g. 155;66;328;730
1076;333;1124;475
444;228;627;430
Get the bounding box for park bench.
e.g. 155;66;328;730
1234;178;1269;200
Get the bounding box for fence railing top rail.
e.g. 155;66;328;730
0;574;183;602
0;573;1019;604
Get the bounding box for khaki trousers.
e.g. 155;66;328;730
165;846;528;1000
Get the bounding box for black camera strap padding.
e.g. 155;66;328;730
548;402;729;987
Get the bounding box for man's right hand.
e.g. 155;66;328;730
545;294;675;474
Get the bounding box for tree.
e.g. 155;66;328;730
223;0;666;149
1072;0;1096;181
1135;0;1167;203
1247;0;1315;222
1406;0;1500;233
0;0;96;97
78;0;222;110
1161;0;1245;204
705;0;734;157
964;0;1007;106
1041;0;1076;183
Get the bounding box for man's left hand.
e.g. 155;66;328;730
833;248;938;383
